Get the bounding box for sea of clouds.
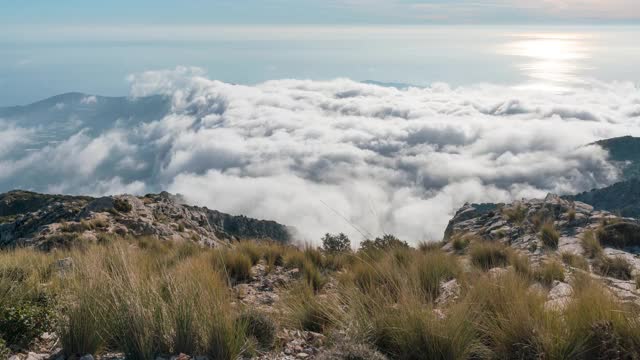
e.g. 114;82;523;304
2;66;640;244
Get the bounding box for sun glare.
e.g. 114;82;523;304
501;33;593;91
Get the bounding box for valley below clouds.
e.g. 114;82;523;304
2;67;640;244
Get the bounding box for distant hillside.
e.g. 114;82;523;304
594;136;640;180
565;179;640;219
0;92;171;149
561;136;640;218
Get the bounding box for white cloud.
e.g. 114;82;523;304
1;68;639;243
81;95;97;105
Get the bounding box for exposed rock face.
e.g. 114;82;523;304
0;190;290;249
444;194;640;304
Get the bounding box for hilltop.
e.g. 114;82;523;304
0;190;290;249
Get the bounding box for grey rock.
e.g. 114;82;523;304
0;190;291;249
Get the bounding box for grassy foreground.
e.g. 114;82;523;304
1;235;640;359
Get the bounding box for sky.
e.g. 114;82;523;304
2;0;640;26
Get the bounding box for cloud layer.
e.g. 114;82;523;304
2;68;640;244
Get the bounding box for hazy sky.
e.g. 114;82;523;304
2;0;639;25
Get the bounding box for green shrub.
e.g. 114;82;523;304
470;242;509;270
0;339;10;358
597;222;640;249
322;233;351;253
0;295;55;347
594;256;633;280
113;198;132;213
540;222;559;249
359;234;409;253
238;311;276;350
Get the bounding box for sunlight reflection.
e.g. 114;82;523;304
501;33;593;92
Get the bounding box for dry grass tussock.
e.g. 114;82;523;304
1;234;639;360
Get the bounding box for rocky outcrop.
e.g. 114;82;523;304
444;193;640;304
0;190;290;249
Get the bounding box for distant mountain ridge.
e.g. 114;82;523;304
0;190;291;249
561;136;640;218
593;136;640;181
0;92;171;148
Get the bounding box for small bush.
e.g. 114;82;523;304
581;230;603;258
534;260;565;286
359;234;409;253
561;252;589;270
597;222;640;249
470;242;509;270
0;296;55;347
322;233;351;253
594;256;633;280
567;208;576;222
0;339;10;358
540;222;559;249
113;198;133;213
238;311;277;350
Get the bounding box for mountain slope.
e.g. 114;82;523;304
594;136;640;180
565;179;640;218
